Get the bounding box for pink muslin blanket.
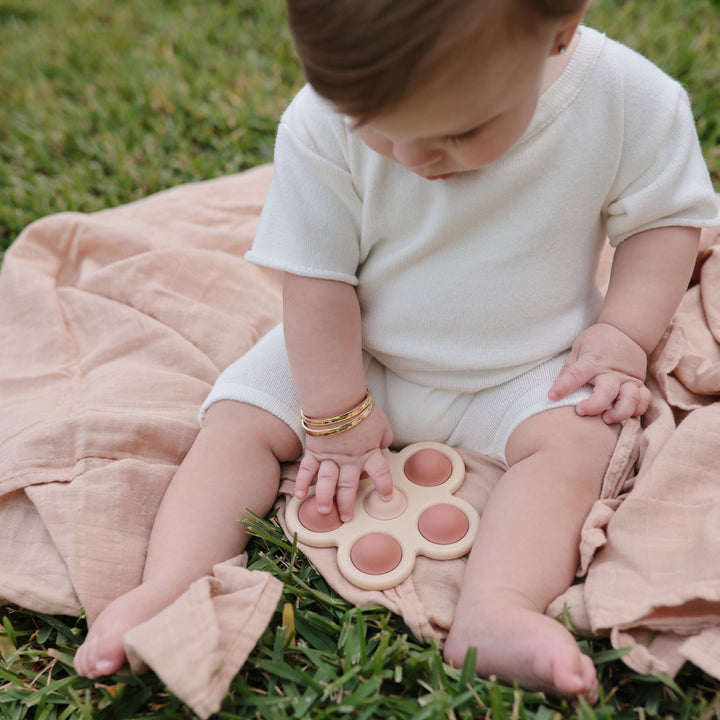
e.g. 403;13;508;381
1;164;719;716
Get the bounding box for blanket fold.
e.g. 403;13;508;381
1;165;720;715
124;555;283;719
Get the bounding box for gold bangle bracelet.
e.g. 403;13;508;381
300;388;372;428
302;400;374;436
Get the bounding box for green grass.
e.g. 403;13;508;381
584;0;720;177
1;0;719;251
3;513;720;720
2;0;720;718
0;0;303;251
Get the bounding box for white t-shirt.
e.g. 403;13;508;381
246;27;719;393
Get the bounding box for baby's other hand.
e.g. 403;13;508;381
294;404;394;522
548;322;652;424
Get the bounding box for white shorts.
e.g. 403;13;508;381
200;324;591;465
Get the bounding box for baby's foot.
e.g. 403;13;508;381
444;604;598;702
73;581;174;679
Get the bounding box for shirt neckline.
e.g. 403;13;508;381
516;26;606;147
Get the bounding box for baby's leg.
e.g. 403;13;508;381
73;400;301;679
444;406;618;701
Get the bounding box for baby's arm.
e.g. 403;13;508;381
549;226;701;422
283;273;394;521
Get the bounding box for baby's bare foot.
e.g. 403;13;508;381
73;581;175;679
444;604;598;702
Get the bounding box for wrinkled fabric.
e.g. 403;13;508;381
0;167;284;718
1;165;720;715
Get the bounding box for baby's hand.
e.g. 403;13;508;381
548;322;652;423
294;405;394;522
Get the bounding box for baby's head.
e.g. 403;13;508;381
286;0;590;177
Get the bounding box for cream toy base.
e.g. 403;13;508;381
285;441;480;590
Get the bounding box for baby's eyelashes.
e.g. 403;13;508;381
445;125;482;144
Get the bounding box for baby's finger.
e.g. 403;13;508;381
575;374;621;417
603;382;651;423
637;384;652;416
336;464;362;522
294;453;320;499
602;384;639;424
314;459;339;513
380;423;394;450
548;359;597;401
364;449;394;499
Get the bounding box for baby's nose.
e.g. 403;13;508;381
391;140;444;170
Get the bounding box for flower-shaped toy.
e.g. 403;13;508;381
285;442;479;590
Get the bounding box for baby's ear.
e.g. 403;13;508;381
550;0;591;55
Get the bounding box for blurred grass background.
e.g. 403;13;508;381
2;1;720;718
1;0;719;252
0;0;303;251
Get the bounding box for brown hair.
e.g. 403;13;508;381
286;0;587;123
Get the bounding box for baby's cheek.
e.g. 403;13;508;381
355;128;392;159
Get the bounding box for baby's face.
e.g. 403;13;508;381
355;34;556;180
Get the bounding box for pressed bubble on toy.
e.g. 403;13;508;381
285;442;480;590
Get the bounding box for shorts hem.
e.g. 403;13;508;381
199;385;304;445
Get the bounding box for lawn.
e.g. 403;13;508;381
2;1;720;718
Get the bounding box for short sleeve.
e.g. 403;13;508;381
245;87;363;284
606;83;719;247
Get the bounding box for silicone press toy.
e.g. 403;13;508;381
285;441;480;590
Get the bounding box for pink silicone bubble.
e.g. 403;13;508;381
417;504;470;545
363;488;408;520
298;495;343;533
350;532;403;575
404;448;453;487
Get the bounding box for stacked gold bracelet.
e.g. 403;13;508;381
301;388;374;437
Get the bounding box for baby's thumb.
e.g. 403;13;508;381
380;424;393;449
548;360;592;401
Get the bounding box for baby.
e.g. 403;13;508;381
74;0;719;701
